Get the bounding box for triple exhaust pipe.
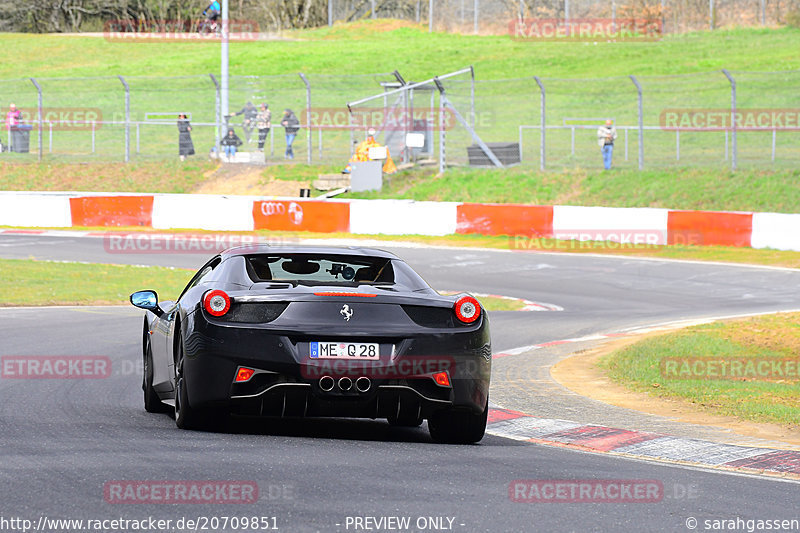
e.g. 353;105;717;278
319;375;371;393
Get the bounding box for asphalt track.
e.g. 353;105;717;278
1;233;799;532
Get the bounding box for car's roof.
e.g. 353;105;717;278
221;244;400;260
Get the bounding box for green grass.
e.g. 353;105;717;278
347;165;800;212
4;161;800;214
600;313;800;427
0;257;525;311
0;258;193;305
2;25;799;80
0;160;216;193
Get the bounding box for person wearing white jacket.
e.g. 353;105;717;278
597;119;617;170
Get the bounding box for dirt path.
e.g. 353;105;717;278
193;164;308;196
551;335;800;447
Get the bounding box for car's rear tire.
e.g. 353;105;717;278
428;398;488;444
143;336;169;414
173;330;228;431
174;376;203;430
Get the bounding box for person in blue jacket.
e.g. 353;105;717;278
203;1;221;31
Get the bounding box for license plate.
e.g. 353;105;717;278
310;342;379;360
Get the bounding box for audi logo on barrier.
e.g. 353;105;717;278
260;201;304;226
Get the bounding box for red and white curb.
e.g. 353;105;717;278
485;407;800;477
3;191;800;251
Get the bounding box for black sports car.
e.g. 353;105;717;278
130;245;491;443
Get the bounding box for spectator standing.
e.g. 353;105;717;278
203;1;221;31
6;103;22;151
256;103;271;152
597;119;617;170
177;114;195;161
234;101;258;143
220;127;243;161
280;109;300;160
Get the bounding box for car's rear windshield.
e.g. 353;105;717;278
243;253;428;290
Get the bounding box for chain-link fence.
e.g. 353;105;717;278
327;0;800;34
1;68;798;170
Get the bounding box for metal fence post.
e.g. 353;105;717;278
328;0;333;26
533;76;545;170
371;0;376;18
612;0;616;32
209;74;221;156
429;0;434;32
299;73;312;164
118;75;130;162
434;80;447;174
709;0;714;29
470;66;476;130
474;0;479;34
629;75;644;169
29;78;43;161
722;69;736;171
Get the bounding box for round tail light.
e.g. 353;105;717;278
454;295;481;324
203;289;231;317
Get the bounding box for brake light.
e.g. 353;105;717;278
454;295;481;324
203;289;231;317
235;367;255;383
432;371;451;387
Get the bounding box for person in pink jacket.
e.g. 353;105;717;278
6;103;22;151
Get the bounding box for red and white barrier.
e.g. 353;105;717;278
0;191;798;252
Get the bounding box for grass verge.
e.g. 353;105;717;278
3;162;800;214
345;166;800;213
1;26;799;80
599;313;800;427
0;161;217;193
0;258;193;306
0;257;523;311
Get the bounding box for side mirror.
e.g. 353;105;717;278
130;290;164;317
